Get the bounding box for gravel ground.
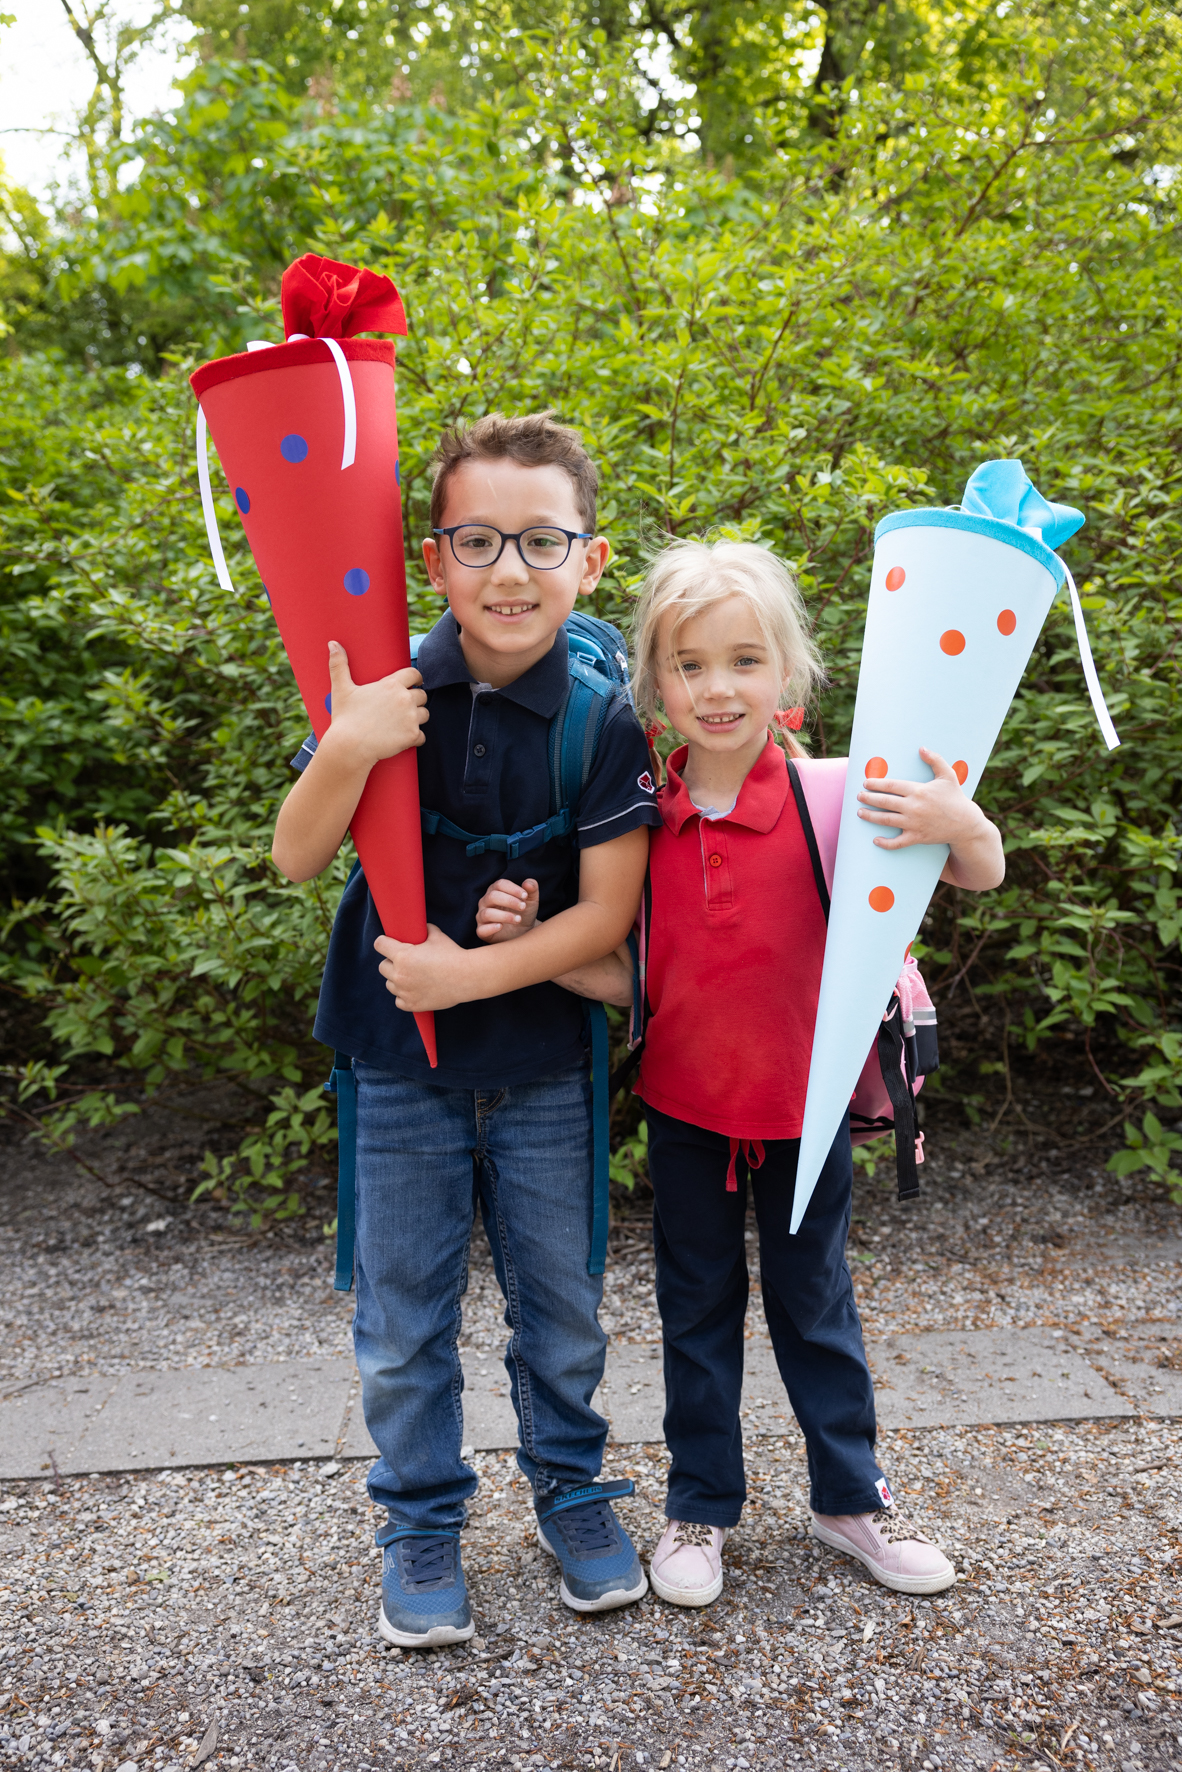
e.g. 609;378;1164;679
2;1084;1181;1772
2;1424;1180;1772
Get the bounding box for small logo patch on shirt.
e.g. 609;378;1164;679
638;771;655;794
875;1477;894;1508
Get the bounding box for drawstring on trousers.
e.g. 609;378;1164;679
725;1137;766;1192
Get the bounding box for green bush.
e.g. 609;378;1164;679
1;10;1179;1217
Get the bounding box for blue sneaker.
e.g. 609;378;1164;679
535;1479;648;1613
377;1529;475;1648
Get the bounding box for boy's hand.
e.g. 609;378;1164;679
375;925;473;1013
475;877;540;943
856;747;988;849
324;641;428;764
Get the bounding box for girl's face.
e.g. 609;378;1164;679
655;594;787;753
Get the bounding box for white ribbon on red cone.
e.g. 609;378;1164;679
195;333;359;598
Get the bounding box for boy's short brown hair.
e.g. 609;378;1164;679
429;410;599;535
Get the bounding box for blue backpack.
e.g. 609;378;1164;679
325;612;632;1290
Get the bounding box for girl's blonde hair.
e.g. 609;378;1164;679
629;538;825;758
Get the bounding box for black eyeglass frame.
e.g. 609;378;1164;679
432;524;594;570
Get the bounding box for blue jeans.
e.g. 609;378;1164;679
645;1104;885;1524
352;1062;608;1531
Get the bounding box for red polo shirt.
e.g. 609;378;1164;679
633;739;828;1140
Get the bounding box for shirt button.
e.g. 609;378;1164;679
709;854;723;867
473;743;486;757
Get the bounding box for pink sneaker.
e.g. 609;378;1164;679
649;1520;728;1607
811;1504;956;1595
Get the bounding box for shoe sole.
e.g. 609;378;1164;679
535;1522;649;1613
648;1563;724;1608
810;1520;956;1595
377;1604;476;1650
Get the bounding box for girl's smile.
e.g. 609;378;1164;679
655;594;789;805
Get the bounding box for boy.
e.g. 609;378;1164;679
272;412;659;1647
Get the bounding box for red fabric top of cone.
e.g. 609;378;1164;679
281;253;407;340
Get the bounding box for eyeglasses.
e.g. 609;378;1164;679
433;523;592;571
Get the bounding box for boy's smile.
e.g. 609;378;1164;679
422;460;610;688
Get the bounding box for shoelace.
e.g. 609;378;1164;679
671;1522;716;1549
396;1535;457;1587
551;1498;622;1555
872;1507;931;1546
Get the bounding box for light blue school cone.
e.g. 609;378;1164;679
790;460;1118;1234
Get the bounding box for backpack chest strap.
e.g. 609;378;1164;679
419;805;574;860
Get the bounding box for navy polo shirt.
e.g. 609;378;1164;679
305;611;661;1088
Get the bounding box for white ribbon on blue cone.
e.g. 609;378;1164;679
960;458;1120;751
196;333;359;594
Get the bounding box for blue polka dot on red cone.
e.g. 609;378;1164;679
325;694;332;714
280;434;308;463
235;487;250;513
343;568;370;596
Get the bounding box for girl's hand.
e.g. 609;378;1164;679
324;641;428;765
856;747;986;849
856;747;1004;890
475;878;540;943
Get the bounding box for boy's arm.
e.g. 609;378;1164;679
374;826;649;1013
272;642;427;882
855;746;1005;891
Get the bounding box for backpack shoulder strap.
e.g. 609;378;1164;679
549;655;616;817
786;759;832;922
790;756;847;897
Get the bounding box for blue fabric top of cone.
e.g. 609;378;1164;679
874;458;1084;585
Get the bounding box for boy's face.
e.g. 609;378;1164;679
422;459;610;686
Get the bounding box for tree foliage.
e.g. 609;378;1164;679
1;1;1179;1215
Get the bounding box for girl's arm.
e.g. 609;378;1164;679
474;877;635;1006
553;943;635;1008
855;747;1005;892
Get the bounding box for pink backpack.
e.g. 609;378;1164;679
619;754;937;1201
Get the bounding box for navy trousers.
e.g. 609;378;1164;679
645;1104;886;1525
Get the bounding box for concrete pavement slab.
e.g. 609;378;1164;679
597;1342;666;1442
0;1373;121;1480
75;1359;356;1472
1072;1322;1182;1416
867;1326;1134;1427
2;1325;1158;1481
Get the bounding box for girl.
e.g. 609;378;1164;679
476;539;1003;1606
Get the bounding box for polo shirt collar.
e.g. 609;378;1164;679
416;612;570;717
661;738;789;835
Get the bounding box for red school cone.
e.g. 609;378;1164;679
189;255;437;1067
